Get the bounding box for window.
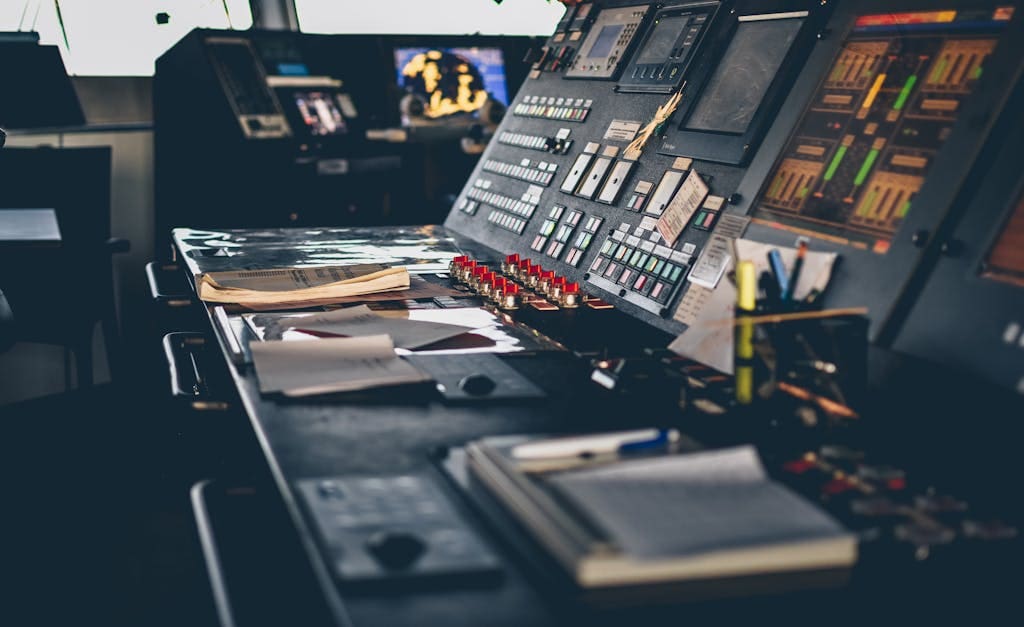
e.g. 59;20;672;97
0;1;253;75
295;0;565;36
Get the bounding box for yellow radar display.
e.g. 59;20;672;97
395;47;507;119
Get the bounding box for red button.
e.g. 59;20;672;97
506;253;520;264
564;282;579;294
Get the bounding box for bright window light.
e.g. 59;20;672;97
0;0;253;76
295;0;565;35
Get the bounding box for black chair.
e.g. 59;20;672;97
0;146;128;387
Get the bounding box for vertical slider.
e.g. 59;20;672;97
597;159;636;205
645;169;685;216
560;142;600;194
577;145;619;200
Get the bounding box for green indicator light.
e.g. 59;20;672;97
824;145;848;181
768;174;785;198
854;149;879;186
972;65;983;80
893;75;917;110
898;200;912;218
797;187;810;199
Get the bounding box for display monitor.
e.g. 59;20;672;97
394;47;507;119
617;1;719;94
686;16;804;135
659;1;825;165
750;8;1013;253
732;3;1018;342
293;91;348;136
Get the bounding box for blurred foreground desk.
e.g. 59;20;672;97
171;227;1021;627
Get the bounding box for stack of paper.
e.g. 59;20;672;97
466;440;856;589
249;334;429;397
197;263;409;309
289;305;476;349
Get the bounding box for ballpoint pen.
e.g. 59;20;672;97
781;240;808;304
511;429;681;460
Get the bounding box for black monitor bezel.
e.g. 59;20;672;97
728;0;1024;342
615;0;722;95
657;0;829;165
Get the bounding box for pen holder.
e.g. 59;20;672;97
736;313;869;424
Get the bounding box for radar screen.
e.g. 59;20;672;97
566;4;650;80
294;91;347;136
394;47;507;119
982;190;1024;288
751;7;1014;253
617;2;718;93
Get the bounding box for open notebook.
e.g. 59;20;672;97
466;441;855;589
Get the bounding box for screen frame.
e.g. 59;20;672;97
892;73;1024;393
729;0;1024;343
658;0;826;165
616;0;721;94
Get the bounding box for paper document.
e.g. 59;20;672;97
249;334;430;396
550;446;852;559
197;264;410;309
291;305;475;349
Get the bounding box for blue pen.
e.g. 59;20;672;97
618;429;681;453
767;249;789;299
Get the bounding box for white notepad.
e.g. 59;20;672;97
249;334;429;396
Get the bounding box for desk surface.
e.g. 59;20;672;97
175;226;1022;627
0;209;61;247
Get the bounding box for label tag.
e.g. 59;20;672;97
656;170;709;246
687;214;750;289
604;119;643;142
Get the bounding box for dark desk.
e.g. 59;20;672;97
173;226;1022;627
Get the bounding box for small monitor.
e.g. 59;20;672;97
394;47;508;119
685;16;804;135
293;91;347;136
659;1;822;165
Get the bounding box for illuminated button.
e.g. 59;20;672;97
633;275;647;291
560;282;580;308
526;264;543;288
618;268;634;285
650;282;664;300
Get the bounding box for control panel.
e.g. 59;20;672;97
446;0;835;334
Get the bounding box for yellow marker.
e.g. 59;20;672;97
861;73;887;110
735;366;754;405
735;260;757;403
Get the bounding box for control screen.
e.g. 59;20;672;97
686;16;804;135
394;47;508;119
751;7;1013;253
982;190;1024;287
294;91;347;136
